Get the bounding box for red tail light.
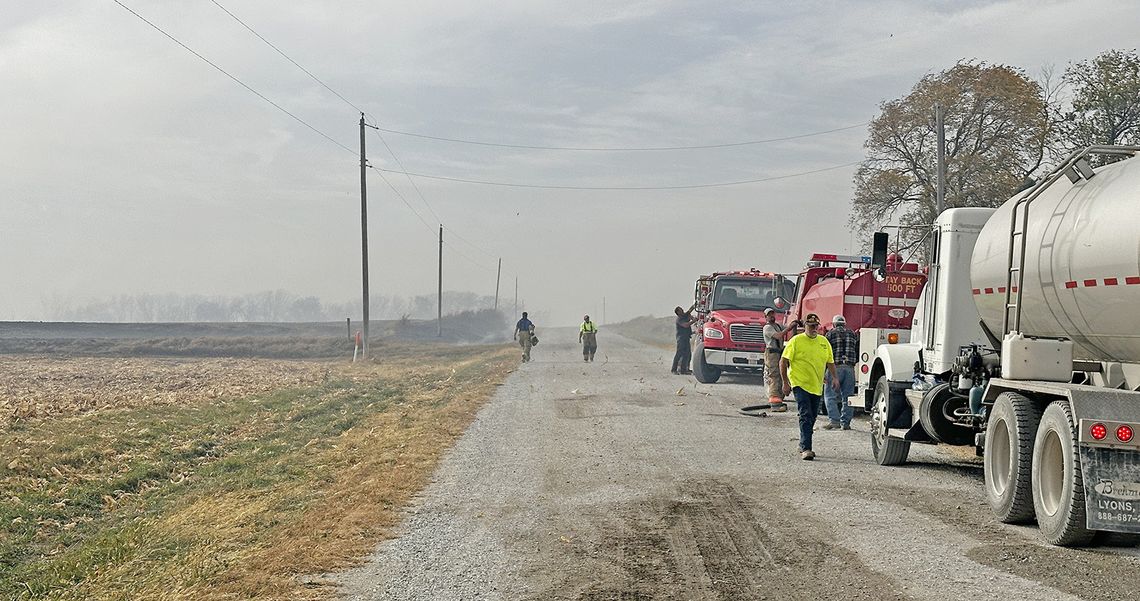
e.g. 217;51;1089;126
1091;423;1108;440
860;364;869;374
1117;425;1134;443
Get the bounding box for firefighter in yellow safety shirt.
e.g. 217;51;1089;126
579;315;598;362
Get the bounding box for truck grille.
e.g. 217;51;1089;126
729;324;764;344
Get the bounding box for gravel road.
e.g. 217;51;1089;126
334;331;1140;600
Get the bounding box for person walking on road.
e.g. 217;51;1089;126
579;315;599;362
514;312;535;362
672;305;695;375
780;313;839;461
762;308;790;412
824;315;859;430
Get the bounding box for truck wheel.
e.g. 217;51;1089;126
984;392;1041;524
1032;400;1094;546
691;341;721;384
870;378;910;466
919;383;973;446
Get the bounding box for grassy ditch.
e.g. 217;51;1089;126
0;344;515;600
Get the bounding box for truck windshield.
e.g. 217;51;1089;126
712;279;781;311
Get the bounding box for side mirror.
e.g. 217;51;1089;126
872;267;887;282
872;231;888;271
774;297;786;309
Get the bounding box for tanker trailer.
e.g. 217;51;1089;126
866;145;1140;546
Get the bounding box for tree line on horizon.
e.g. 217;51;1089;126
40;290;508;323
852;48;1140;256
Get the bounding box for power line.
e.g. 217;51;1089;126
443;226;499;260
115;2;862;192
208;0;364;115
371;160;863;191
198;2;508;276
367;165;436;234
118;0;516;289
370;122;869;152
367;166;503;274
368;124;443;223
112;0;355;155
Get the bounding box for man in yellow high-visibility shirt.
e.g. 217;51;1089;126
579;315;598;362
780;313;838;461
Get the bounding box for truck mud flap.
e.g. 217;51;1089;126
1080;446;1140;533
887;381;912;430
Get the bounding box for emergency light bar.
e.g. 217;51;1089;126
809;253;872;265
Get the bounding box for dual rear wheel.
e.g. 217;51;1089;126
984;393;1093;546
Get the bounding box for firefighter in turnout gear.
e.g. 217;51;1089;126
579;315;598;362
514;312;535;362
763;308;789;412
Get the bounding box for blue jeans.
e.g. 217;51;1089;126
793;387;820;451
824;364;856;426
673;335;692;372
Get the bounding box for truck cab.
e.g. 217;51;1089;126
691;270;795;383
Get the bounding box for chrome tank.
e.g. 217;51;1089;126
971;156;1140;363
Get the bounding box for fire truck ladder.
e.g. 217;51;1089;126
1002;145;1140;336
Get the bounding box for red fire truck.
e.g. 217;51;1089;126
780;252;926;409
691;269;795;383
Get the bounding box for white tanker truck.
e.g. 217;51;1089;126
866;145;1140;546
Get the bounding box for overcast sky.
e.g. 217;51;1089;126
3;0;1139;325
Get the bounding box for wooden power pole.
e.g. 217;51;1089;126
359;113;370;358
494;258;501;312
437;225;443;338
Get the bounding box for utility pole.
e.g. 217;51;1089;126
437;224;443;338
494;258;502;312
935;103;946;216
359;113;370;359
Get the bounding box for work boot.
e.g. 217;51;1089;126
801;450;815;461
842;423;852;430
822;421;840;430
769;402;788;413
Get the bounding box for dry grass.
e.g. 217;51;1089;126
0;345;516;600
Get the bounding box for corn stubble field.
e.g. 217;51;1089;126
0;336;514;600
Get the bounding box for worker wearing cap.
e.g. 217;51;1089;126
762;308;789;412
780;313;839;461
824;315;859;430
579;315;599;362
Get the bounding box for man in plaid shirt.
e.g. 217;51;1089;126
824;315;859;430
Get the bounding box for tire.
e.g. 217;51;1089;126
692;341;721;383
984;392;1041;524
919;383;974;446
870;378;910;466
1032;400;1095;546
